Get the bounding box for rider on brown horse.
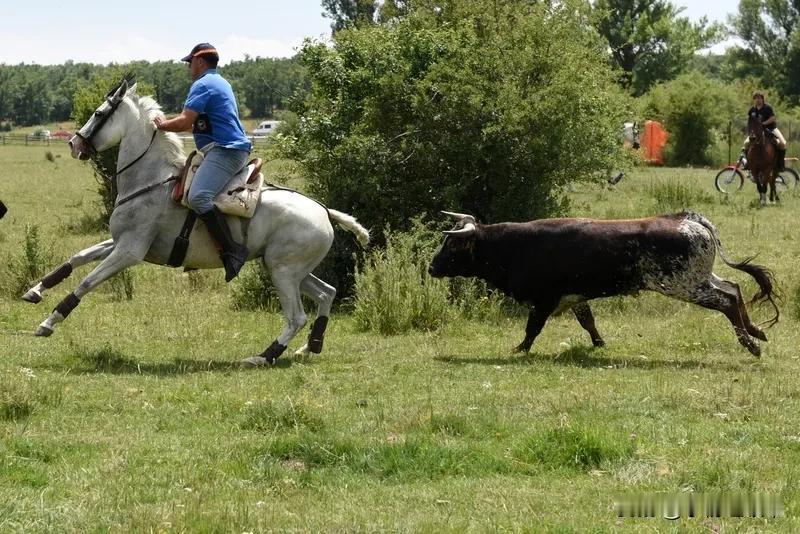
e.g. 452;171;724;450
742;91;787;171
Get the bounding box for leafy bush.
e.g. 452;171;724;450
353;222;450;335
229;262;281;312
642;72;739;166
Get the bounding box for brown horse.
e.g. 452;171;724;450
747;114;778;206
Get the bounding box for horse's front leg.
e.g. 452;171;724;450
35;245;143;337
770;173;780;203
23;239;115;304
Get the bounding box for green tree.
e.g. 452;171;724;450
321;0;378;31
289;0;629;283
728;0;800;101
593;0;723;95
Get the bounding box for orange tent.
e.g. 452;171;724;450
640;120;668;165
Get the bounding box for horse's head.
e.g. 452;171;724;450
69;77;137;160
747;112;764;145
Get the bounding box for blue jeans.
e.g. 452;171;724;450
187;146;251;214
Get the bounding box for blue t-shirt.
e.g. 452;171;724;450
184;69;252;151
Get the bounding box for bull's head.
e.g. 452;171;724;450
428;211;479;278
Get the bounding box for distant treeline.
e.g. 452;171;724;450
0;56;308;127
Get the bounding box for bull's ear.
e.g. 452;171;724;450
443;222;476;236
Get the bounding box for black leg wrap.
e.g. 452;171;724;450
260;340;287;364
307;316;329;354
54;292;81;318
41;262;73;289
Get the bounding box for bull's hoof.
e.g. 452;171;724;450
34;325;53;337
512;343;531;354
592;338;606;348
750;328;768;342
746;342;761;358
240;355;272;368
22;290;42;304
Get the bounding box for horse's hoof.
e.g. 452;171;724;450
34;325;53;337
22;290;42;304
240;355;272;368
294;344;311;357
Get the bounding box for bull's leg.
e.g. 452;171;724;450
684;280;761;357
711;274;767;341
513;301;556;354
293;274;336;357
35;246;142;337
23;239;115;303
241;267;306;367
572;302;605;347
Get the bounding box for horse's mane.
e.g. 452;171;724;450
128;88;186;168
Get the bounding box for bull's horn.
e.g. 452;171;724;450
441;210;475;221
443;223;476;235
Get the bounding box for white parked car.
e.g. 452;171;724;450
252;120;281;136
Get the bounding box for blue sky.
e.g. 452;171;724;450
0;0;741;65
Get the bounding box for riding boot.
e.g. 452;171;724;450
199;206;249;282
778;148;786;171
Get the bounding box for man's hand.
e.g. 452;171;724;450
154;115;166;130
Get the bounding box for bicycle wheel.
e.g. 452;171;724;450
775;174;789;193
714;167;745;193
778;167;800;189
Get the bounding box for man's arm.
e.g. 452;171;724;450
154;108;199;132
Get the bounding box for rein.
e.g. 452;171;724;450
110;130;178;209
111;129;158;179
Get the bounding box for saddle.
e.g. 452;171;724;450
172;150;264;218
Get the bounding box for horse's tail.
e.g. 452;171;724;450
328;209;370;247
684;210;780;327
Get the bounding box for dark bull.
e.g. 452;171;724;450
428;210;779;356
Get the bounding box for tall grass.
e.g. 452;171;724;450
353;223;451;334
647;180;715;212
4;224;52;298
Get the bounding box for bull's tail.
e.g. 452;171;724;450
685;211;780;327
329;209;370;247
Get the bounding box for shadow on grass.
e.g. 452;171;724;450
35;345;293;375
435;345;751;371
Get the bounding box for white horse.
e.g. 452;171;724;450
27;78;369;366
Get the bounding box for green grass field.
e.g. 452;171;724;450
2;143;800;531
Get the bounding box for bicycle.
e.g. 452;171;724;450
714;153;800;194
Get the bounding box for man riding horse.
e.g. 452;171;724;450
742;91;787;172
154;43;251;282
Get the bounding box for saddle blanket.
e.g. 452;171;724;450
173;151;264;219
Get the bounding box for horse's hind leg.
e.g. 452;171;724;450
242;266;307;367
35;246;141;337
684;279;761;357
23;239;114;303
572;302;605;347
711;274;766;341
294;274;336;357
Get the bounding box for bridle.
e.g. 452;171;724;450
76;79;177;209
